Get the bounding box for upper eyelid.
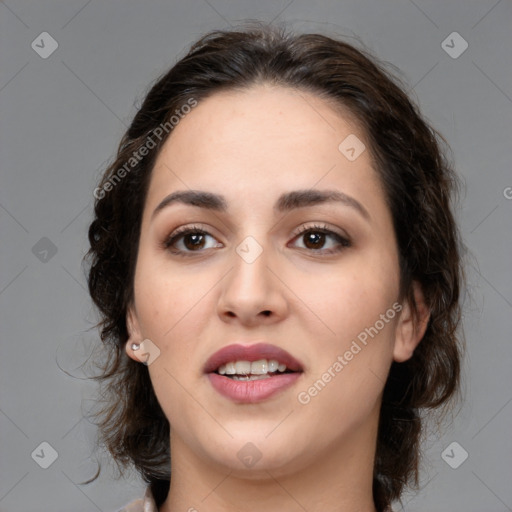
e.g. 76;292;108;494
293;223;347;237
167;222;346;238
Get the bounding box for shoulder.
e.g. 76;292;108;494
117;486;158;512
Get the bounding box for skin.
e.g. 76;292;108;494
125;84;429;512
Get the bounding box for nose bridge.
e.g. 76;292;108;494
229;234;273;298
218;232;286;321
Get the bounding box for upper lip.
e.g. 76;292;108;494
203;343;304;374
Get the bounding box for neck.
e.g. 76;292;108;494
160;412;379;512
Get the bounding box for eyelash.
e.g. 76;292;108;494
162;223;351;257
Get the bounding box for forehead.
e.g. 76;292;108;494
159;84;365;165
146;84;383;217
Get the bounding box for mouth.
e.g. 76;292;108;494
204;343;304;403
215;359;296;380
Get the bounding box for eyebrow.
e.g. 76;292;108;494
151;188;370;221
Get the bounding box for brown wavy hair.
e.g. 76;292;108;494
84;21;465;511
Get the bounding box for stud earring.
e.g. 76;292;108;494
131;343;140;351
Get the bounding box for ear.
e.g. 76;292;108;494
393;281;430;363
125;303;144;362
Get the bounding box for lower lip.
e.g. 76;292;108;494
207;372;302;403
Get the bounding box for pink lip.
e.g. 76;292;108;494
203;343;304;374
208;372;302;403
204;343;304;404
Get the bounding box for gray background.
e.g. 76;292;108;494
1;1;511;511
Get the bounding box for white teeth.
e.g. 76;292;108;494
225;362;236;375
251;359;268;374
216;359;288;376
235;361;252;375
268;359;279;372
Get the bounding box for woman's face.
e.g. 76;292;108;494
126;84;424;478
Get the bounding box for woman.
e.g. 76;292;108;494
85;22;464;512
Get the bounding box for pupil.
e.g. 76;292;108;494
185;234;204;250
305;232;324;249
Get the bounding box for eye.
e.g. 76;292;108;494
162;225;222;255
290;224;351;254
162;223;351;257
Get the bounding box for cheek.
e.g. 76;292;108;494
134;253;209;339
295;309;398;438
291;254;399;343
290;252;400;404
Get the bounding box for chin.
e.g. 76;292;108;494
200;430;309;476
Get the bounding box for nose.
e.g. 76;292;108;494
217;240;289;326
